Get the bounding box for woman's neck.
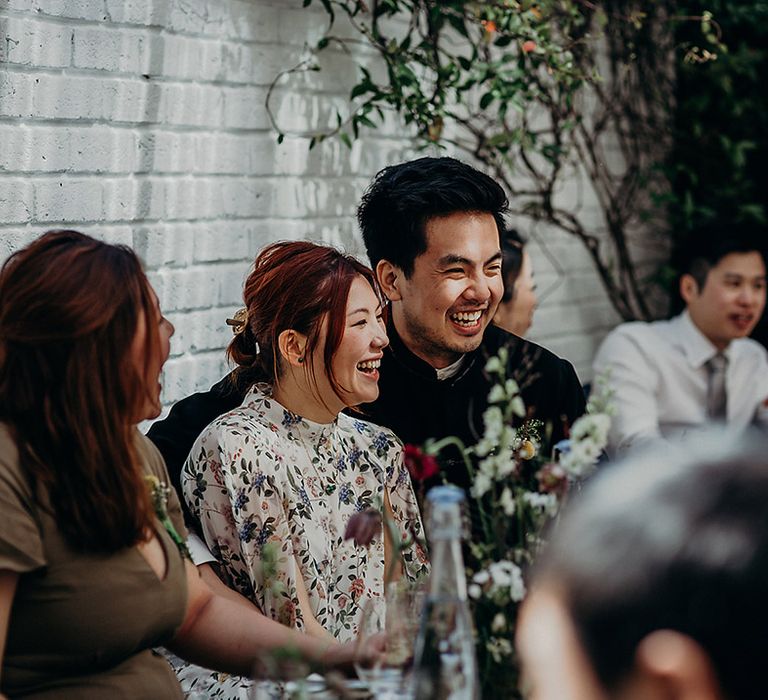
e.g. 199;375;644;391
271;374;341;425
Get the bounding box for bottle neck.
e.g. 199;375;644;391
428;536;468;600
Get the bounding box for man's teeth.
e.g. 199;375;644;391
451;311;482;326
356;360;381;372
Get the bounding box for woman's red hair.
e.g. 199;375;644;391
0;231;159;553
228;240;380;404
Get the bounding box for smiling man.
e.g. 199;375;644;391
356;157;585;489
594;224;768;455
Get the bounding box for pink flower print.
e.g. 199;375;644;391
350;577;366;600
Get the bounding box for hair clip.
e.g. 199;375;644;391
225;307;248;335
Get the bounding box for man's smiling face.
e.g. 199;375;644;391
682;250;767;351
384;211;503;369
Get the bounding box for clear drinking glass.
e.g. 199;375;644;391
354;585;423;699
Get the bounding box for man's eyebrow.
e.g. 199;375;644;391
437;251;503;267
437;254;471;267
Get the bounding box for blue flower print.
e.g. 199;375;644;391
338;483;352;505
234;489;248;511
239;521;257;542
373;432;389;451
282;410;303;428
256;524;271;547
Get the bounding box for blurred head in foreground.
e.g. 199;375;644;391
517;432;768;700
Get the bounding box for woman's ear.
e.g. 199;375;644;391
632;630;722;700
277;329;308;367
376;260;403;302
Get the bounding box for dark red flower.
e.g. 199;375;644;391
344;508;382;547
404;444;440;481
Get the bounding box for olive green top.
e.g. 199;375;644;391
0;425;189;699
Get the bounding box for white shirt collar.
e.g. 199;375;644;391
673;310;731;369
435;355;466;381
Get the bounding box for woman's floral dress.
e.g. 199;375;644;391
181;385;427;642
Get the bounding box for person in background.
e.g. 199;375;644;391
0;232;374;700
593;225;768;455
517;431;768;700
493;228;538;337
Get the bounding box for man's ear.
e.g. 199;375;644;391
277;329;308;367
376;260;404;302
632;629;722;700
680;274;701;305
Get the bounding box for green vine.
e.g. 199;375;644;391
270;1;722;322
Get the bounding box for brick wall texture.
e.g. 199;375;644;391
0;0;643;416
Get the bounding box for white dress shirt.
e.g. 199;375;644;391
186;532;216;566
593;311;768;455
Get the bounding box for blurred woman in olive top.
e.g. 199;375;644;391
0;232;369;699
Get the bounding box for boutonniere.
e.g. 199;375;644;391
145;475;191;561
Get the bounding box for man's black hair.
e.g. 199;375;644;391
669;221;766;313
357;156;508;276
673;222;766;290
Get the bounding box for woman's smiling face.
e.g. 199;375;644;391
311;275;388;412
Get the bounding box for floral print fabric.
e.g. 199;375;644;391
182;384;428;642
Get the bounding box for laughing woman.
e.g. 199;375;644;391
181;241;427;646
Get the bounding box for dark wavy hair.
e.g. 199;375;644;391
227;240;380;404
0;231;159;553
532;433;768;700
357;156;508;276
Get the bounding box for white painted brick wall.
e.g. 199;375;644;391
0;0;645;418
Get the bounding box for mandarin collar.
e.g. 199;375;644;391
243;384;339;440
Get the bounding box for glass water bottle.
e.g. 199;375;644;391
411;485;479;700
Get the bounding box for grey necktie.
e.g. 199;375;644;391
706;353;728;420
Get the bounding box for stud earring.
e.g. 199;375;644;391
297;356;304;363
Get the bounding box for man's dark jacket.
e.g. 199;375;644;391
148;322;585;507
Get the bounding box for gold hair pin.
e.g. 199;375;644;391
225;307;248;335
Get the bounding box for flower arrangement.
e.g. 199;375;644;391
411;348;613;696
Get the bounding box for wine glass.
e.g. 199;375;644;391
354;585;423;699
